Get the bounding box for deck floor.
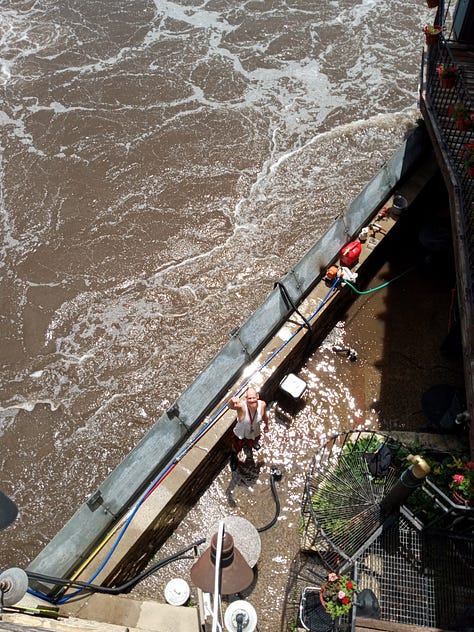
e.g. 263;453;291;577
355;620;452;632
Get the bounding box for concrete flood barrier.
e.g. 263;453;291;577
27;124;436;596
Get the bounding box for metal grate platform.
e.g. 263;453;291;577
357;514;474;628
357;514;436;627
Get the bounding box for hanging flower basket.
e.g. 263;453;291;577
461;143;474;176
441;76;455;89
423;24;442;45
451;103;473;129
457;119;472;131
437;64;458;89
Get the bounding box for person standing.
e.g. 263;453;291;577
228;387;269;470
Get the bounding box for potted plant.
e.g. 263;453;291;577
451;103;473;130
427;453;474;504
437;63;458;89
461;142;474;176
320;573;358;620
423;23;442;45
450;459;474;505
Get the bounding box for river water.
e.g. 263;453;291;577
1;0;435;625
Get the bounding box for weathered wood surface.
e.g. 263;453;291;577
356;616;455;632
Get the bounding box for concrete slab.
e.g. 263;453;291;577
64;594;200;632
2;602;201;632
389;430;465;453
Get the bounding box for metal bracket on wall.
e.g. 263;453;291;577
287;268;303;295
86;489;118;518
228;327;251;360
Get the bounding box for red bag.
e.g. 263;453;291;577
340;240;361;267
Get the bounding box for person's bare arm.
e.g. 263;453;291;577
261;402;269;432
229;396;245;419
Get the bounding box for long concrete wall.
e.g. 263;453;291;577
27;123;433;586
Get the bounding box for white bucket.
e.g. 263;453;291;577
164;578;190;606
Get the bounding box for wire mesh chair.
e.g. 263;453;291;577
299;586;333;632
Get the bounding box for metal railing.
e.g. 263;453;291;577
424;7;474;248
421;0;474;421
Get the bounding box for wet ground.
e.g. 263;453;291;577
122;177;468;630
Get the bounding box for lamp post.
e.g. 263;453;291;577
380;454;431;516
190;520;257;632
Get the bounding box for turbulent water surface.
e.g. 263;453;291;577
1;0;435;626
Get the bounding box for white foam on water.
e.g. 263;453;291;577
0;0;433;593
0;398;60;412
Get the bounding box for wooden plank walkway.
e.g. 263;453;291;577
356;619;453;632
449;44;474;91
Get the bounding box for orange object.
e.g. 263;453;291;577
340;241;361;267
325;265;339;279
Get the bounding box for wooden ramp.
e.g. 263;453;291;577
356;619;453;632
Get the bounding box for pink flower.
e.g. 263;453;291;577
453;474;465;484
338;590;346;599
466;461;474;469
328;573;338;582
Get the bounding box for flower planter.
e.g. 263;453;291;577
426;33;440;45
425;27;442;45
426;0;439;7
440;76;455;89
320;582;328;609
319;575;356;620
452;489;474;505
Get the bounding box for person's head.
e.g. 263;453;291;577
246;388;259;407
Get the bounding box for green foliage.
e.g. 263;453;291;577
462;142;474;166
423;23;441;35
321;573;357;619
429;454;474;500
437;64;457;78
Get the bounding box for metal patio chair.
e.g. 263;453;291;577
299;586;334;632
